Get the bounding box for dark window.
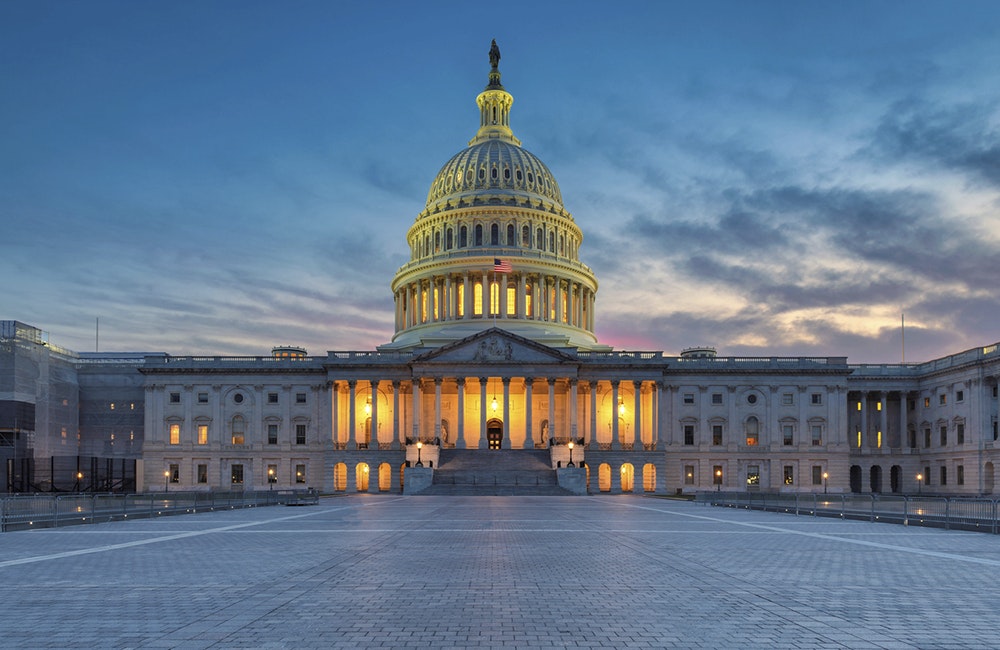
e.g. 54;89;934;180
957;465;965;485
683;394;695;405
475;225;483;246
268;392;278;404
956;390;964;402
812;466;823;485
296;393;306;404
684;425;694;445
940;466;947;486
296;424;306;445
711;393;722;405
712;425;723;446
507;224;515;246
446;228;453;250
197;392;208;404
169;463;179;483
491;224;499;245
783;425;794;446
460;226;468;247
957;423;965;445
522;225;530;246
169;392;180;404
267;424;278;445
811;393;822;405
197;464;207;484
536;227;544;250
940;426;947;446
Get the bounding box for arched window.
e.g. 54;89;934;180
599;463;611;492
620;463;635;492
424;235;430;257
536;227;544;250
491;166;498;180
475;224;483;246
507;224;515;246
491;224;499;245
231;415;245;445
333;462;347;491
522;225;530;246
548;231;555;253
434;231;441;253
524;281;533;318
745;416;759;446
378;463;392;492
473;280;483;316
355;463;370;492
459;226;468;248
643;464;656;492
559;234;565;255
446;228;453;250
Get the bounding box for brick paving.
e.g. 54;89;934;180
1;495;999;648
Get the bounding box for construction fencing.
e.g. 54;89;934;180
0;489;319;532
697;491;1000;534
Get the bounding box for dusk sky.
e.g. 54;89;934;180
3;1;999;362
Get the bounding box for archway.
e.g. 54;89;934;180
378;463;391;492
333;462;347;492
870;465;882;493
850;465;862;493
598;463;611;492
985;462;995;494
355;463;370;492
620;463;635;492
643;464;656;493
486;418;503;450
890;465;901;493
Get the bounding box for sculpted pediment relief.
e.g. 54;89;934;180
413;328;575;365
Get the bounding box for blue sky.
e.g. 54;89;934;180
3;1;999;362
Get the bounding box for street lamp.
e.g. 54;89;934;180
916;473;923;494
567;441;575;467
164;470;170;492
416;440;423;467
76;471;83;493
823;472;829;494
715;469;722;491
268;467;275;490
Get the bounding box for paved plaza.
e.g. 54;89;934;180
1;496;999;649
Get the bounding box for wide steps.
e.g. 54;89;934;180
420;449;572;496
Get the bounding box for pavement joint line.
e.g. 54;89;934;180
623;501;1000;567
0;497;407;569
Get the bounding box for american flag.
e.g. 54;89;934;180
493;258;512;273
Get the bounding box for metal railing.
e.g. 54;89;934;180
697;491;1000;534
0;489;319;532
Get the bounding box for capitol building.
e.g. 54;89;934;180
3;44;999;497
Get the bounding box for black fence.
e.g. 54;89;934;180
4;455;137;493
0;489;319;532
697;491;999;534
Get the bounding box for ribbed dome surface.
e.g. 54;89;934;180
425;140;564;210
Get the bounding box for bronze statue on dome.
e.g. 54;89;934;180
489;39;501;70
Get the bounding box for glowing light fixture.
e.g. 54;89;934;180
618;398;625;417
364;398;372;416
491;396;499;412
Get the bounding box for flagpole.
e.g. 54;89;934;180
901;313;905;364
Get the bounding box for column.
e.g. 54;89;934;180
633;380;642;449
518;274;527;319
456;378;466;449
411;379;421;443
444;275;452;321
370;379;379;449
899;391;908;449
463;274;471;320
653;381;663;450
348;380;357;449
611;380;621;450
555;279;563;324
570;379;579;443
331;381;340;447
859;391;867;449
879;392;888;451
524;378;534;448
392;381;401;449
479;377;488;449
500;273;508;318
589;381;598;448
434;378;443;443
502;377;511;449
548;378;556;446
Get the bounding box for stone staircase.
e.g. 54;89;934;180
416;449;575;496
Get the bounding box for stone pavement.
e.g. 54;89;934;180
1;496;999;649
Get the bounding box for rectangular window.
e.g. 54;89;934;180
908;399;915;410
746;430;758;446
923;397;930;408
197;464;207;484
169;423;180;445
712;425;723;446
956;390;964;402
268;392;279;404
296;424;307;445
924;428;931;448
940;466;947;486
197;392;208;404
169;392;180;404
746;465;760;486
683;393;695;405
169;463;179;483
711;393;723;405
197;424;208;445
940;426;947;446
296;393;307;404
684;465;695;485
267;463;277;484
295;464;306;484
713;465;723;486
811;393;822;405
924;466;930;485
940;394;947;406
783;466;794;485
811;425;822;446
782;425;794;446
812;465;823;486
957;465;965;486
957;423;965;444
782;393;794;406
684;425;694;445
231;464;244;485
268;424;278;445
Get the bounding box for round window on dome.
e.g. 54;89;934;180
503;168;511;180
527;172;534;184
516;169;523;182
478;168;485;181
491;167;498;180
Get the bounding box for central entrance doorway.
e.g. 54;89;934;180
486;419;503;450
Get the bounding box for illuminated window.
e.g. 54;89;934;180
169;464;179;483
231;464;244;485
421;290;428;322
506;286;516;316
169;424;180;445
745;417;759;446
746;465;760;486
523;282;532;317
296;464;306;484
197;424;208;445
456;283;465;317
433;286;440;319
267;464;278;484
684;465;695;485
856;401;862;411
231;416;245;445
877;430;882;448
110;402;115;410
489;281;499;316
924;397;930;408
783;466;794;485
713;465;723;486
473;280;483;316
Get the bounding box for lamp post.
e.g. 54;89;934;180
416;440;423;467
823;472;829;494
715;469;722;492
916;473;923;495
268;467;275;490
76;471;83;493
567;441;575;467
164;470;169;492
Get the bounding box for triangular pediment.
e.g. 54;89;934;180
411;328;577;365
